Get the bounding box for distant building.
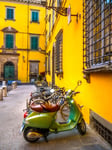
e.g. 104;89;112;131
0;0;46;83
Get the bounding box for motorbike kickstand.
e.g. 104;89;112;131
44;135;48;143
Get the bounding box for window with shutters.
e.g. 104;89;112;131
55;29;63;74
6;7;15;20
30;35;39;50
5;34;14;49
83;0;112;73
31;10;39;23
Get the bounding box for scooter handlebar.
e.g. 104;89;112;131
74;91;80;95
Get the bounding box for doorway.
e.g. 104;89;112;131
4;62;15;80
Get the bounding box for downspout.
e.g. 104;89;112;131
27;0;29;82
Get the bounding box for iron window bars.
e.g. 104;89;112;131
55;29;63;74
83;0;112;72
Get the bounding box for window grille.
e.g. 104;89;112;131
83;0;112;71
55;29;63;74
48;52;50;74
45;57;48;73
30;62;39;74
49;14;51;38
57;0;62;7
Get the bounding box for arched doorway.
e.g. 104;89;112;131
4;62;15;80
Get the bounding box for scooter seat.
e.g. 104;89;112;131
41;103;60;112
30;103;43;112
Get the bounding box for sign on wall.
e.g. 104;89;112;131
67;5;71;24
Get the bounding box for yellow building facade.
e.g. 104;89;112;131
0;0;46;83
45;0;112;144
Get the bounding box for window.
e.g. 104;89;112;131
83;0;112;71
6;7;14;20
48;52;50;74
55;29;63;74
57;0;62;7
30;36;39;50
31;10;39;22
30;61;39;81
45;57;48;73
49;15;51;38
5;34;14;49
30;61;39;74
52;1;55;27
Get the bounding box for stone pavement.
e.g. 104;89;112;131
0;85;112;150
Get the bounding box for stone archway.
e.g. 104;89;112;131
4;61;15;80
0;54;19;81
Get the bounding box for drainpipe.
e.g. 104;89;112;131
27;0;29;82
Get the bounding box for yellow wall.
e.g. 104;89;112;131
46;0;112;124
0;1;45;82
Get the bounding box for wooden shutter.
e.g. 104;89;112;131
6;34;13;48
32;11;39;22
7;8;13;19
31;37;38;50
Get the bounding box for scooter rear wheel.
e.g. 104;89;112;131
23;128;40;143
77;118;86;135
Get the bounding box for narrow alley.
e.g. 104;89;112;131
0;85;111;150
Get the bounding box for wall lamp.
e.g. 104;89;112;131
71;13;81;23
41;1;81;22
23;56;25;62
38;47;48;55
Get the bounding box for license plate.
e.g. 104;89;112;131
20;124;25;133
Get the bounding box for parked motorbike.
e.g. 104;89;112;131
20;81;86;143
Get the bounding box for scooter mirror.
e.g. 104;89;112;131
77;80;82;86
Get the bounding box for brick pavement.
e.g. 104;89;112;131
0;85;111;150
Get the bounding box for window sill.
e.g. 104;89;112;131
84;64;112;73
56;71;63;78
30;49;39;51
30;21;40;24
5;18;15;21
83;64;112;83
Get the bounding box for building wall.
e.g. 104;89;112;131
0;0;45;82
45;0;112;125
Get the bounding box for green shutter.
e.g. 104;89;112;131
37;12;39;22
31;37;38;50
7;8;14;19
32;11;39;22
6;34;14;49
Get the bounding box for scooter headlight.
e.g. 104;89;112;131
24;120;29;125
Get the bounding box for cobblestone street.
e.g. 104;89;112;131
0;85;111;150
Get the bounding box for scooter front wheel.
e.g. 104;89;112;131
77;118;86;135
23;128;41;143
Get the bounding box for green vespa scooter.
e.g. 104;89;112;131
20;81;86;143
